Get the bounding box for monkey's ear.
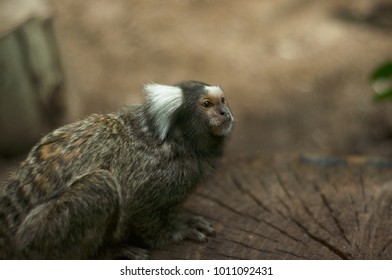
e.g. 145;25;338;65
144;83;183;140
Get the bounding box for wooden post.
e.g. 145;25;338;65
0;0;66;157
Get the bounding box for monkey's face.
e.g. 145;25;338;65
200;86;234;137
144;81;234;140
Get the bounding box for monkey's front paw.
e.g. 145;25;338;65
187;216;215;237
172;216;215;243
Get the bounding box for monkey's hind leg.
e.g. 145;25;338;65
14;170;123;259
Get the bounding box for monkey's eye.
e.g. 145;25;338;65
201;100;213;109
221;97;225;103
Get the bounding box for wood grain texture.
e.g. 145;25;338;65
151;155;392;259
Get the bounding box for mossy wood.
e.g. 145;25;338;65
152;155;392;259
0;0;65;157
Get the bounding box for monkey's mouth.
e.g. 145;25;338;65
210;118;233;136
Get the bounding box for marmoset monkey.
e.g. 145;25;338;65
0;81;234;259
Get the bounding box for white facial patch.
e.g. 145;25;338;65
205;86;223;99
144;83;183;140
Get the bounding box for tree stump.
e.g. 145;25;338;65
0;0;66;157
151;155;392;259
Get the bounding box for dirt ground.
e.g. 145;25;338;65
1;0;392;178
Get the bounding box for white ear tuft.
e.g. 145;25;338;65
144;83;183;140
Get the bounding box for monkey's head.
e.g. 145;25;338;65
143;81;234;142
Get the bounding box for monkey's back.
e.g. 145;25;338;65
0;112;132;257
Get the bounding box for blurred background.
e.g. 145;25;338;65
1;0;392;176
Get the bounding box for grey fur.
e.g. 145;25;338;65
0;81;233;259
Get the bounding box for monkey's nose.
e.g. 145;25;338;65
218;107;229;116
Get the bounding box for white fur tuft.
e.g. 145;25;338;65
144;83;183;140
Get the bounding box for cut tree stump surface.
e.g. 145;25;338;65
151;155;392;260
